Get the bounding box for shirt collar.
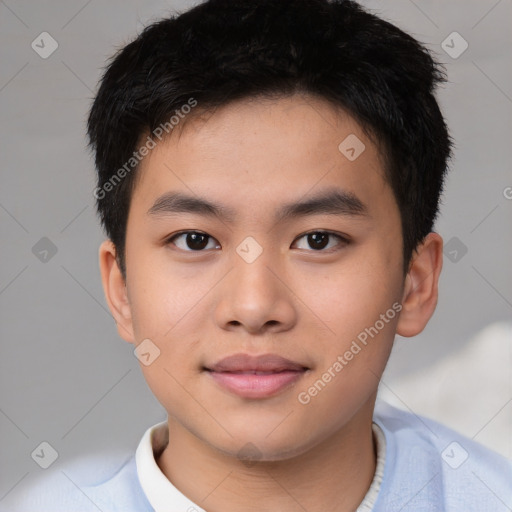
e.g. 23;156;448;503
136;421;386;512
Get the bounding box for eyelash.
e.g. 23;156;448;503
164;230;350;253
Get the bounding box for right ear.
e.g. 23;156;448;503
98;240;135;344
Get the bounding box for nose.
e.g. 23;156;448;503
214;249;298;335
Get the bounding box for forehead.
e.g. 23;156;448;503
131;93;392;222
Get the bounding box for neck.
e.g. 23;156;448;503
156;398;377;512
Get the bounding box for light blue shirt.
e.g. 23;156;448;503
5;401;512;511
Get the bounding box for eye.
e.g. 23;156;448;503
165;230;348;252
166;231;220;251
292;231;349;252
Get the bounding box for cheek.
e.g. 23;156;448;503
129;274;205;413
291;250;402;337
126;253;210;378
126;247;207;340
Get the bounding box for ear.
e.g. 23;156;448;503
396;232;443;337
98;239;135;344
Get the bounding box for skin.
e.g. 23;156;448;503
99;93;443;512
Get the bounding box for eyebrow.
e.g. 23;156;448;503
147;188;369;223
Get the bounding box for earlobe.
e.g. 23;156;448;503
396;232;443;338
98;240;135;344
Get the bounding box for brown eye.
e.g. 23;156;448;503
167;231;220;251
307;232;329;250
293;231;348;252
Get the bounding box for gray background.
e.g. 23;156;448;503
1;0;511;505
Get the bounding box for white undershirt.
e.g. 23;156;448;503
135;421;386;512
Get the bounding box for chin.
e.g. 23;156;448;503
208;425;316;463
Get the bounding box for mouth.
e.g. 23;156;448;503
203;353;309;399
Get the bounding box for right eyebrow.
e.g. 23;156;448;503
147;192;237;222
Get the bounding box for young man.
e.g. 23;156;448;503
12;0;512;510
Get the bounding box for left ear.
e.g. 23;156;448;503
396;232;443;337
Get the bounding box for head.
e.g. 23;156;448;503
90;0;451;460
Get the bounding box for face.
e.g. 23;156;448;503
106;94;409;460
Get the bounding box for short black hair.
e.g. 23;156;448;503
87;0;453;279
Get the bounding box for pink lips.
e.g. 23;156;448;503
205;353;308;399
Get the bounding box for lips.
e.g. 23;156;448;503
206;353;307;373
204;353;308;399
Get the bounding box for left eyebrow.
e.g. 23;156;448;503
146;188;369;223
274;188;369;223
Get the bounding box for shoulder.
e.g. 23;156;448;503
372;400;512;512
2;451;153;512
